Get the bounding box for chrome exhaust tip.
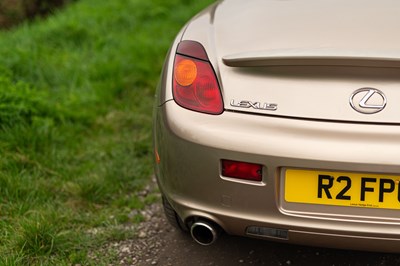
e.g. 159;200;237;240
190;220;220;246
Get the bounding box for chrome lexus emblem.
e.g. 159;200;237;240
350;88;387;114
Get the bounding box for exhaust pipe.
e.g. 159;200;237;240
190;220;220;246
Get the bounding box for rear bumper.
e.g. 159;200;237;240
153;101;400;253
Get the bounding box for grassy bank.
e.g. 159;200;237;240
0;0;214;264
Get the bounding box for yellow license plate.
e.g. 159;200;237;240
285;169;400;210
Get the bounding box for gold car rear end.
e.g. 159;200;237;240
154;100;400;252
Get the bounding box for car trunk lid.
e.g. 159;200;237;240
211;0;400;123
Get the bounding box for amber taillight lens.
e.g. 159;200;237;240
172;41;223;115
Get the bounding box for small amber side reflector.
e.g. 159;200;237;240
155;149;161;164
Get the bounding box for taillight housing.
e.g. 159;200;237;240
172;41;223;115
221;159;263;182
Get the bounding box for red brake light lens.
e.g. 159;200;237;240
172;41;223;115
221;160;263;182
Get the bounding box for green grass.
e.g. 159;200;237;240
0;0;215;264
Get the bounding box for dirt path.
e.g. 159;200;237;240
104;198;400;266
97;178;400;265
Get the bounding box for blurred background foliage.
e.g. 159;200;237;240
0;0;73;28
0;0;215;264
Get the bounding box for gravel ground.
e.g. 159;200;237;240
99;200;400;266
111;202;168;265
94;180;400;266
92;177;170;266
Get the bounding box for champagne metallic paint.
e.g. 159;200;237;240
153;0;400;252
